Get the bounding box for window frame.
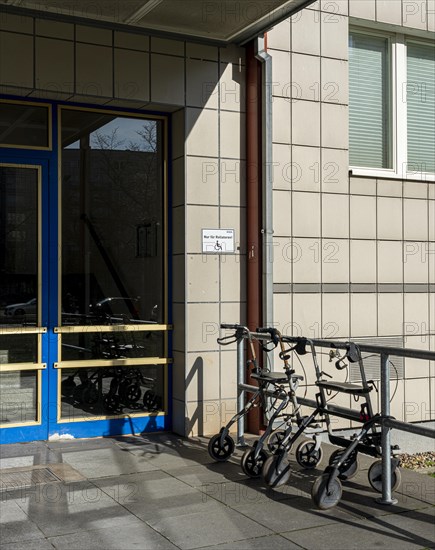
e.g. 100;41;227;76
349;28;435;182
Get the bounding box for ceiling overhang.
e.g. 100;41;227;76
0;0;316;45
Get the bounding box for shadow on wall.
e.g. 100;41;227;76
185;355;204;435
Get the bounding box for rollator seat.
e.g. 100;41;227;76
251;371;289;384
316;380;371;395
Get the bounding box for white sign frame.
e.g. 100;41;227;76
202;229;235;254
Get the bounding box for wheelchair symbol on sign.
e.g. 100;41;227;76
214;240;223;251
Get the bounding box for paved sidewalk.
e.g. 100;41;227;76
1;433;434;550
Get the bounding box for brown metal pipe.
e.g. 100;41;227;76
245;40;263;434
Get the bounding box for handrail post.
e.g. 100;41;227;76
237;336;245;446
377;353;398;505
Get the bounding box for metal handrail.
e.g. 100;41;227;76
234;330;435;506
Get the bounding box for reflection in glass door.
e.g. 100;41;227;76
0;164;47;438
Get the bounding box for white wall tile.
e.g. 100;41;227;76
292;146;321;192
322;293;350;338
186;108;219;157
376;0;402;25
273;97;291;144
377;197;403;240
267;19;291;51
273;293;292;334
272;50;291;99
292;8;321;56
321;238;349;283
292;238;322;283
350;177;376;196
220;255;246;302
322;148;349;194
321;13;348;60
403;199;428;241
404;292;429;329
220;111;245;159
151;37;185;56
186;42;218;61
292;293;322;335
220;206;246;251
292;100;320;146
350;195;377;239
273;190;292;236
429;200;435;241
186;156;219;205
321;58;348;105
351;293;377;337
273;144;292;190
402;0;427;30
378;293;404;336
349;0;376;20
350;240;377;283
219;61;245;112
273;238;293;283
151;54;184;105
291;53;320;102
292;191;321;237
322;0;348;16
187;254;219;302
185;204;218;253
404;378;430;422
187;303;220;352
404;242;429;283
377;179;402;198
220;159;246;207
322;193;349;238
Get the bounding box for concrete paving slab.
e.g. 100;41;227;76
0;500;45;544
127;446;213;470
148;506;273;550
2;539;56;550
195;534;303;549
395;468;435;505
47;522;179;549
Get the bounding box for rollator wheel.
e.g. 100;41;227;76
208;433;235;462
124;383;141;404
367;460;402;493
328;449;359;480
262;454;291;488
103;394;120;413
241;448;269;478
267;429;286;453
295;440;323;470
311;473;343;510
143;390;160;411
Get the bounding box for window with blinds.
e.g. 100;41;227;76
349;33;391;169
407;42;435;174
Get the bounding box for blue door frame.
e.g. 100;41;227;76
0;99;172;444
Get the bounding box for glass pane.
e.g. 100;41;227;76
61;110;164;326
349;33;391;169
0;334;38;363
61;331;164;361
407;42;435;174
0;166;38;327
0;102;49;148
60;364;164;419
0;370;38;424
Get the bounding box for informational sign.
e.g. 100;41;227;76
202;229;235;253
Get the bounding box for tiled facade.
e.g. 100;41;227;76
0;1;433;438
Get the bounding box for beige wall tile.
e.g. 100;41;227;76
404;378;430;422
378;293;404;336
273;97;291;144
350;195;376;239
220;110;245;159
172;108;185;160
171;398;186;435
403;181;428;199
186;205;218;254
220;302;247;328
36;20;74;39
404;292;429;330
220;159;246;207
377;240;403;283
322;148;349;194
403;336;431;379
114;32;149;51
292;238;322;283
321;238;350;283
349;176;376;196
273;293;292;334
186;108;218;157
322;293;350;338
186;156;219;205
187;303;220;352
172;302;186;352
429;201;435;241
186;42;218;61
376;0;402;25
185;352;220;402
292;100;320;146
377;197;403;240
349;0;376;19
187;254;219;302
377;179;402;198
321;103;348;149
292;293;322;336
151;37;184;56
430;246;435;284
185;399;223;436
219;61;245;112
404;199;428;241
267;19;291;51
273;144;292;190
172;351;186;401
429;0;435;31
404;242;430;283
350;293;377;337
388;380;405;421
291;53;320;102
322;0;348;15
151;54;184;105
186;59;218;109
273;237;293;283
0;13;33;33
291;9;321;56
76;43;113;97
321;58;348;105
321;13;348;60
114;49;149;101
402;0;427;30
76;25;112;46
292;145;321;192
220;349;237;399
272;50;291;99
220;206;246;251
36;38;74;94
292;191;321;237
273;190;292;236
350;240;377;283
322;193;349;238
220;44;246;65
172;254;185;303
220;255;246;302
0;32;33;89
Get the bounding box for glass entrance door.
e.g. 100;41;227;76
0;163;49;442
